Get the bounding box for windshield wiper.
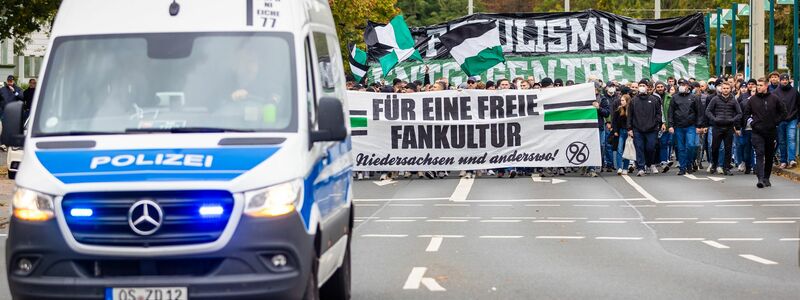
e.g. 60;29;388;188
37;131;128;137
125;127;256;134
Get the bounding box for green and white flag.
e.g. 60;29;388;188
348;43;369;83
650;36;704;75
439;21;506;77
364;15;423;76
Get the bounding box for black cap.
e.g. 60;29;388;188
638;78;650;86
747;79;757;85
620;86;631;95
677;79;688;85
540;77;553;87
739;82;747;88
380;86;395;93
780;73;791;81
405;82;418;91
554;78;564;86
6;75;14;81
485;81;495;89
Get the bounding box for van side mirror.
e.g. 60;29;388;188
311;97;347;143
1;101;25;148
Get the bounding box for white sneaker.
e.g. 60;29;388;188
487;170;496;176
716;167;724;174
622;170;629;175
459;170;466;177
379;173;388;181
404;171;411;178
357;173;364;180
791;161;798;168
617;168;623;175
637;170;645;177
589;171;598;177
650;165;660;174
706;165;713;173
417;171;424;179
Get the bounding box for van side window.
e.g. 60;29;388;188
305;37;317;126
313;32;335;93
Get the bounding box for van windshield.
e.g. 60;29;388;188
33;32;297;137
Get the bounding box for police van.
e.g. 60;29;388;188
0;0;354;299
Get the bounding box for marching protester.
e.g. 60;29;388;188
736;81;756;173
654;81;674;173
772;74;799;169
628;79;663;176
743;78;787;188
612;94;632;175
668;79;704;175
705;81;742;176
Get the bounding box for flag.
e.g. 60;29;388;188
438;21;506;77
364;15;423;76
649;36;704;75
348;43;369;83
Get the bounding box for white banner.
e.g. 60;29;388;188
347;83;601;171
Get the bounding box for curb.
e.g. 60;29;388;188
774;167;800;182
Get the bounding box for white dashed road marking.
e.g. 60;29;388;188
536;236;585;239
718;238;763;241
362;234;408;238
595;237;643;240
479;236;524;239
660;238;705;241
702;241;730;249
449;177;474;202
426;237;443;252
739;254;778;265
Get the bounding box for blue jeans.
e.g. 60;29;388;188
736;130;754;168
659;132;673;163
674;127;697;171
634;130;658;171
615;129;630;170
777;119;798;164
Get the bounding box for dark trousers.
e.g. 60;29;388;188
634;130;658;171
711;126;734;170
752;131;777;181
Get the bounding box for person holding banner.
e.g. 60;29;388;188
628;79;663;176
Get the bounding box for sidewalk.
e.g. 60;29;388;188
0;150;6;176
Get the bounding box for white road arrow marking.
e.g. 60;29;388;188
684;174;726;182
373;179;396;186
532;175;567;185
551;178;567;184
403;267;446;291
707;176;725;182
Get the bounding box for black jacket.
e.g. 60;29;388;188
22;87;35;113
705;93;742;128
627;94;662;133
668;92;703;128
0;84;23;116
772;85;799;121
744;92;787;135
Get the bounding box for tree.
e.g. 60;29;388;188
330;0;399;74
0;0;61;52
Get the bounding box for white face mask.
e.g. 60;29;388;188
638;87;647;94
607;87;616;95
678;86;687;93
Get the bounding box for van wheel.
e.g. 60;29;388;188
303;252;320;300
320;239;351;300
8;171;16;180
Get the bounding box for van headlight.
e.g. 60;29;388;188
12;187;54;222
244;180;303;218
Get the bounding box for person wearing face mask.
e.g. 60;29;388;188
743;78;787;188
735;81;755;173
772;73;799;169
654;81;674;173
705;81;742;176
668;79;704;175
627;79;663;176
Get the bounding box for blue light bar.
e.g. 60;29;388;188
70;208;93;217
199;205;224;217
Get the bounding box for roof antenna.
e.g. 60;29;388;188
169;0;180;16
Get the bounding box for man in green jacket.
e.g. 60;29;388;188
655;81;674;173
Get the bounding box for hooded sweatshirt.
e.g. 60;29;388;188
771;84;799;121
627;93;662;133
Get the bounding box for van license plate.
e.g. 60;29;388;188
107;287;188;300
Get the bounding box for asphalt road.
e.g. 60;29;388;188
0;171;798;299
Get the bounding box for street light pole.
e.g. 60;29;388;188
769;0;775;72
732;3;737;75
717;8;722;76
565;0;570;12
752;0;766;79
655;0;661;19
468;0;474;15
793;0;799;90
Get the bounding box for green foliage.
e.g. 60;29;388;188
398;0;486;27
329;0;399;74
0;0;62;52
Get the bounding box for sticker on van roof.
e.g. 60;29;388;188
247;0;283;28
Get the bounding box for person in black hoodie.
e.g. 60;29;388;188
627;79;663;176
772;73;799;168
705;81;742;175
668;79;704;175
744;78;788;188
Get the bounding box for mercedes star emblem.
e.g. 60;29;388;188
128;199;164;236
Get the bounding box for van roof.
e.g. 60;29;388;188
52;0;335;36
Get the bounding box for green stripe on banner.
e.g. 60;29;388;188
350;117;368;128
461;46;505;77
544;108;598;122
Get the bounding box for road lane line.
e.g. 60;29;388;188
595;237;643;240
718;238;764;241
739;254;778;265
767;217;800;220
536;236;585;239
524;204;561;207
779;238;800;241
697;221;739;224
434;204;470;207
426;219;469;222
656;217;698;220
702;241;730;249
418;235;464;238
711;217;754;220
666;204;705;207
754;220;797;224
533;220;575;223
600;217;641;220
587;220;627;224
480;220;521;223
491;217;538;220
449;177;474;202
441;216;481;219
621;175;660;203
660;238;705;241
354;197;449;202
389;204;424;207
354;220;364;222
479;204;514;207
548;217;588;220
621;205;657;208
479;236;523;239
361;234;408;238
642;221;684;224
376;219;416;223
426;237;443;252
715;204;752;207
390;217;428;219
762;204;800;207
573;204;610;207
355;204;380;207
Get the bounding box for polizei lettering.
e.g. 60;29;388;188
90;154;214;169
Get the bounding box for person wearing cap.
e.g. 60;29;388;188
1;75;24;118
668;79;704;175
773;73;799;168
628;79;663;176
705;81;742;176
735;81;754;173
768;71;781;93
553;78;564;87
743;78;787;188
540;77;553;88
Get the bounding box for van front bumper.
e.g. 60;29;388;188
6;212;314;300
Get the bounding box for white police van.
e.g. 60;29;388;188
0;1;354;299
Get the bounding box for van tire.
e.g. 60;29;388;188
8;171;16;180
320;240;351;300
303;251;320;300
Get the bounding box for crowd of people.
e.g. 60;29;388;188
348;70;799;189
0;75;35;151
